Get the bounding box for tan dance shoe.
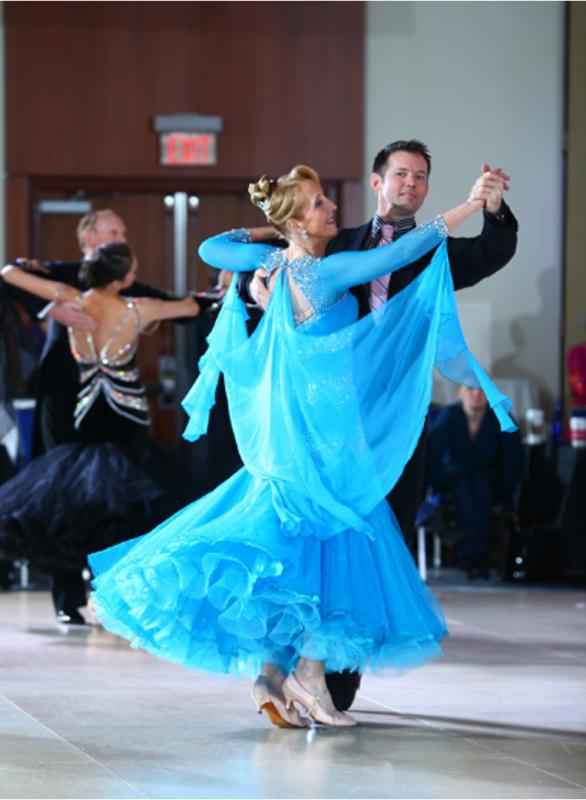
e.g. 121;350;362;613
282;673;357;727
251;675;310;729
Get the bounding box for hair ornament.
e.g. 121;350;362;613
248;175;275;221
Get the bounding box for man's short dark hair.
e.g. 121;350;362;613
372;140;432;177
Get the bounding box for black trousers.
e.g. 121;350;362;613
33;344;84;613
51;568;87;613
387;431;428;549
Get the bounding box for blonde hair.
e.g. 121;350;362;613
248;165;320;236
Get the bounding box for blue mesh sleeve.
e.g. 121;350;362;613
321;216;448;294
198;229;276;272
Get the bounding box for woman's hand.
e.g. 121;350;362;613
249;226;282;243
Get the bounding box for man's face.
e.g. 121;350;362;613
84;212;127;253
370;151;429;220
459;386;488;417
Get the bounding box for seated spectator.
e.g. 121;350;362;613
427;386;523;579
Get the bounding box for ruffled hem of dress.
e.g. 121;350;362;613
91;528;447;678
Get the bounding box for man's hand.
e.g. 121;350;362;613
468;164;510;215
250;269;272;310
14;258;50;274
48;300;96;331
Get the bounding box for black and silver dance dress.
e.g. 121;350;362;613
0;300;191;571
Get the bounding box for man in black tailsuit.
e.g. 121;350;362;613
241;139;518;709
2;209;179;624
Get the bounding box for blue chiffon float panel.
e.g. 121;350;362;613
185;241;516;542
89;467;447;678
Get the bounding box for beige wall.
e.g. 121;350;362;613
366;1;565;413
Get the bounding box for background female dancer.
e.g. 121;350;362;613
0;243;199;615
88;167;515;728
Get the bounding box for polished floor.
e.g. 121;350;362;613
1;581;585;799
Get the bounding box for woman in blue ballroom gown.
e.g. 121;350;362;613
89;166;516;728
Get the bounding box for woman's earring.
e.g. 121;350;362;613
300;228;309;240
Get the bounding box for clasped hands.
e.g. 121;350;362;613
468;164;510;215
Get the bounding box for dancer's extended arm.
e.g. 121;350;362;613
198;228;278;272
135;296;200;328
1;262;80;303
320;202;481;294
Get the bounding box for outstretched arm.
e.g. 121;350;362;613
1;262;80;303
1;260;97;330
321;201;481;294
198;228;278;272
135;296;200;329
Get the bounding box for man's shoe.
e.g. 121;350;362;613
56;609;88;626
325;670;362;711
0;559;14;590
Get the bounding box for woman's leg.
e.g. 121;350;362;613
259;662;287;686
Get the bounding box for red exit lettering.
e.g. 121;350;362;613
161;133;217;166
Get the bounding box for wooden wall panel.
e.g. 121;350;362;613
5;1;364;181
5;178;33;258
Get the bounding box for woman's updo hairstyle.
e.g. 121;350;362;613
80;242;133;288
248;165;320;236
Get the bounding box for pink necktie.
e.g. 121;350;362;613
370;223;394;309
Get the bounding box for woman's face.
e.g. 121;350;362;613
296;181;338;241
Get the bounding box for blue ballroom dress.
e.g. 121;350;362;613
89;218;515;678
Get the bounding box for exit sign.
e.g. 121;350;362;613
160;133;217;166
